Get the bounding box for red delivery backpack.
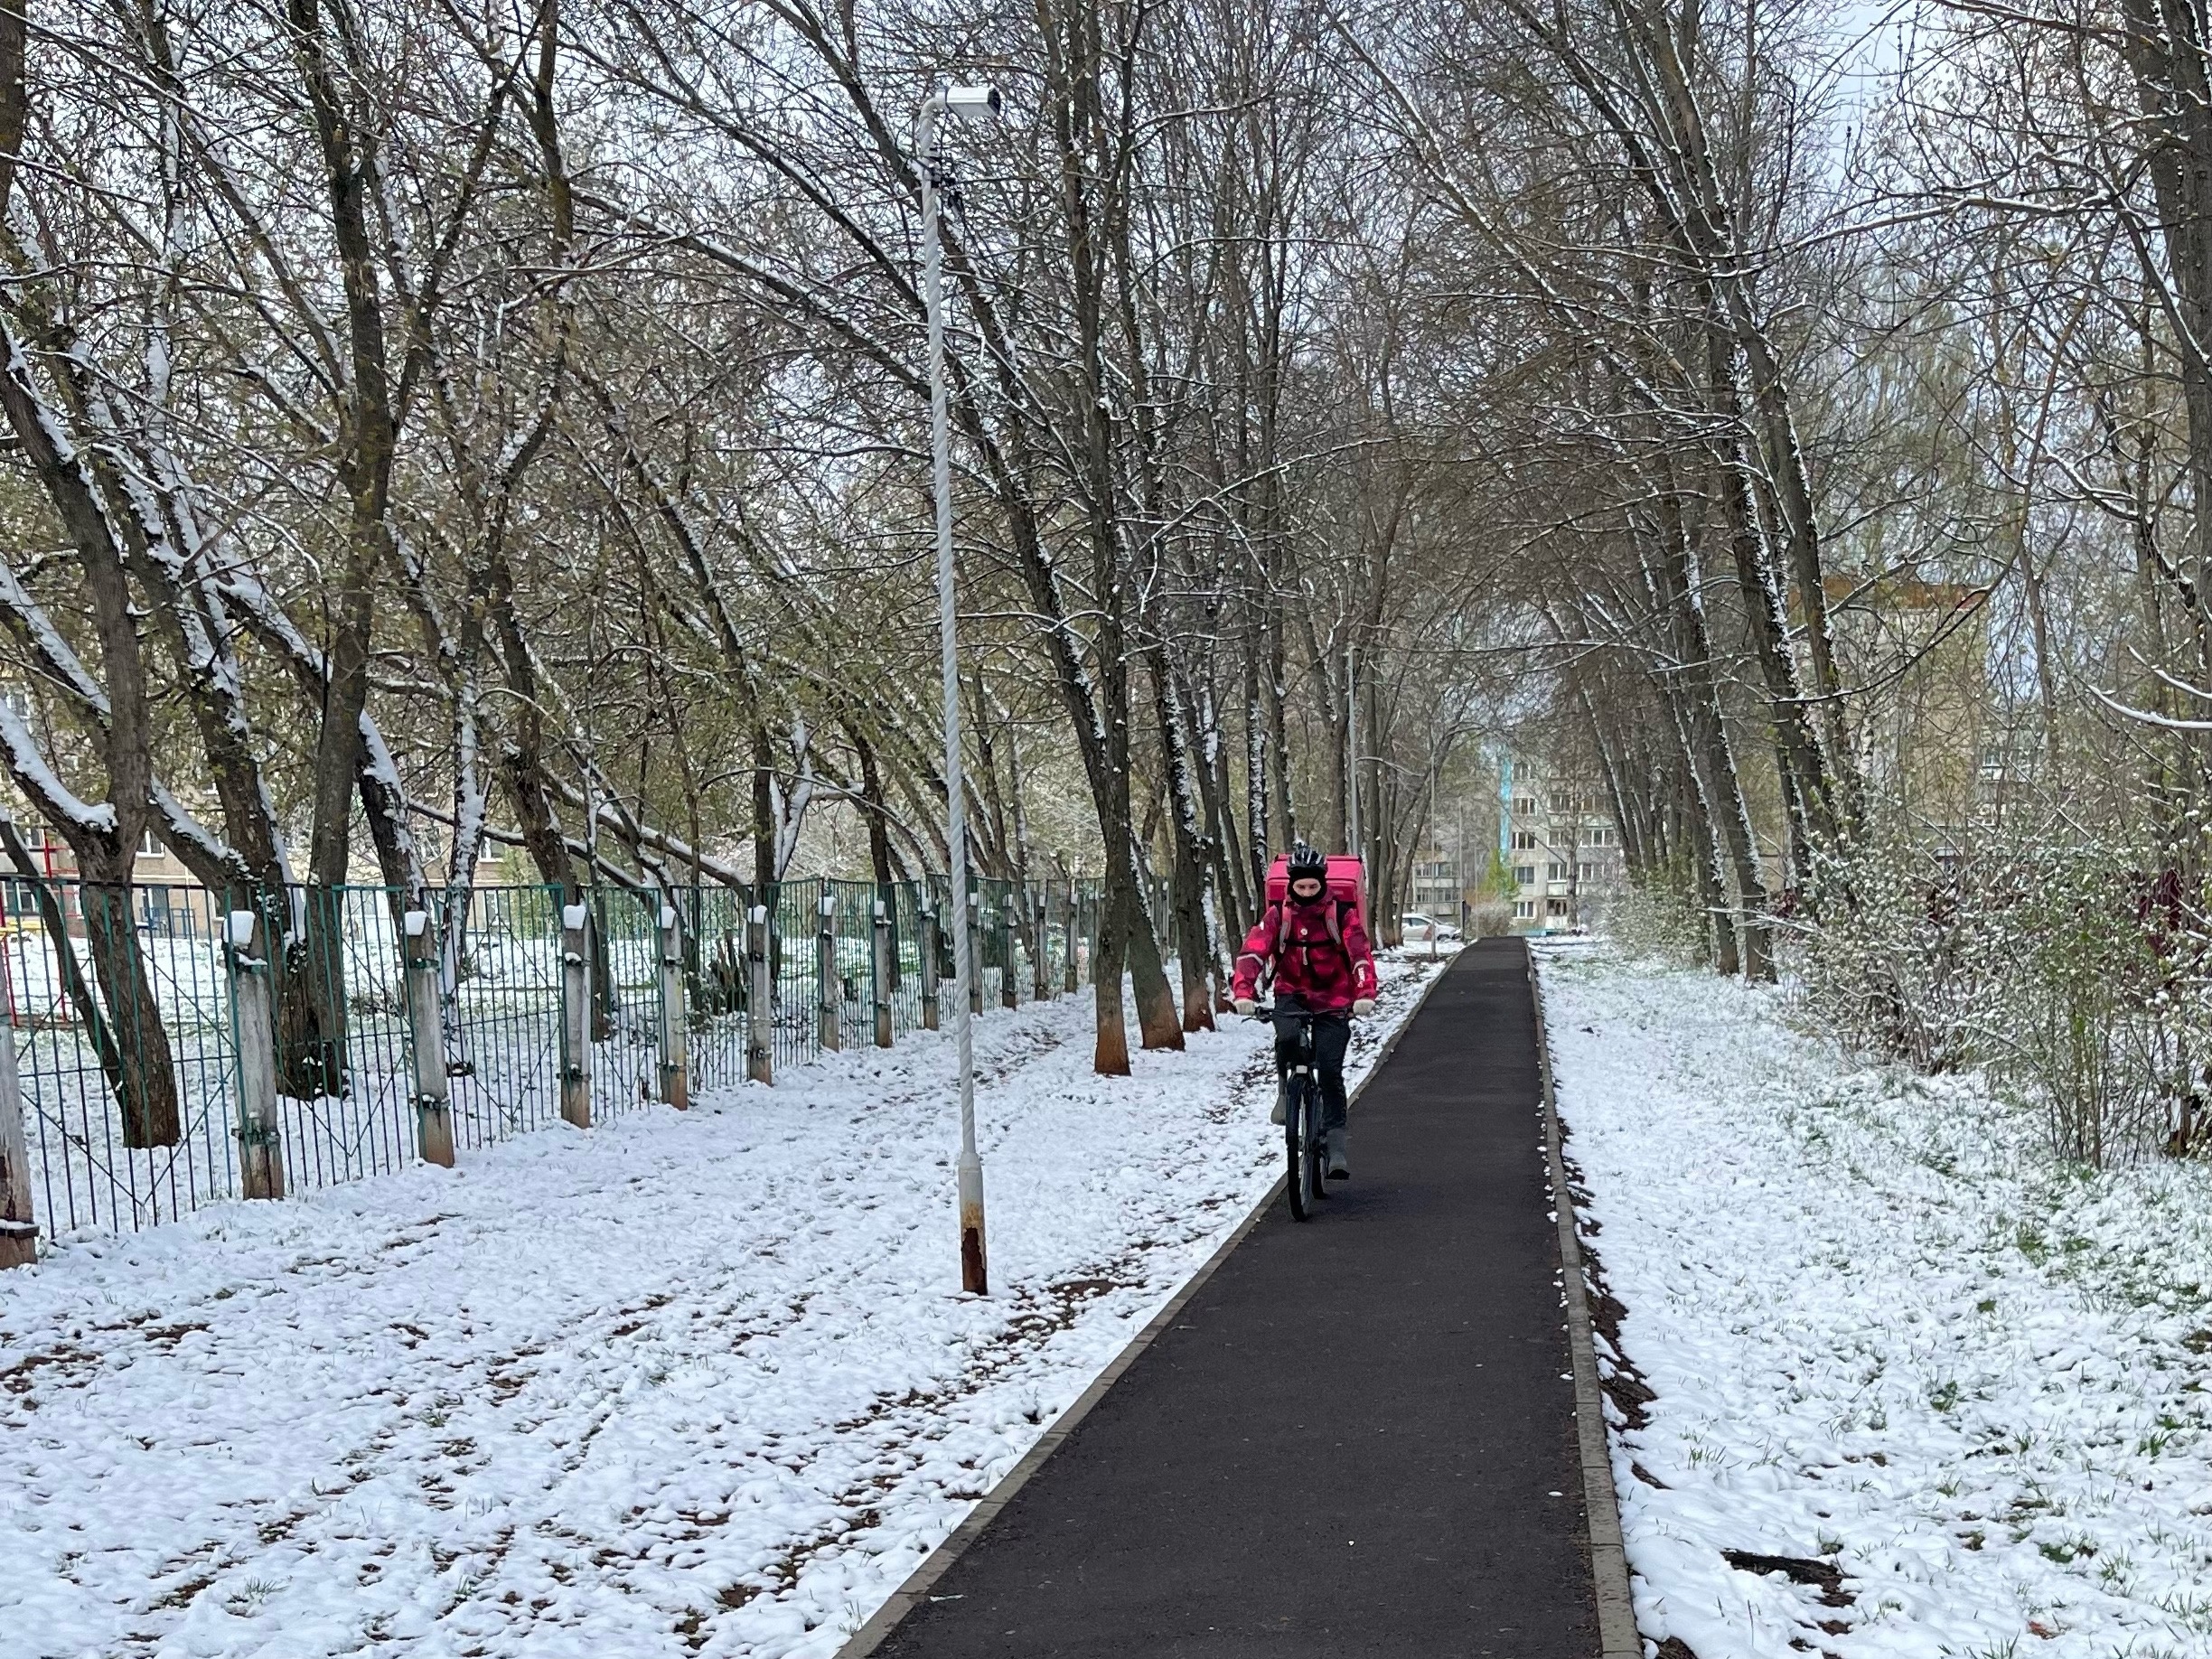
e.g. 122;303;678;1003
1264;853;1366;936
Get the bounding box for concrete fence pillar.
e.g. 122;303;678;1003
817;889;840;1053
746;905;773;1084
0;947;35;1269
227;909;286;1199
401;909;455;1166
920;904;941;1032
658;904;689;1109
1064;882;1080;994
968;895;985;1017
1032;890;1049;1002
559;903;593;1128
872;900;895;1048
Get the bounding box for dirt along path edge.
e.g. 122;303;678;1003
1527;941;1642;1658
830;956;1457;1659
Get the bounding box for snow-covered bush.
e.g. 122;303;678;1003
1795;819;1988;1073
1971;837;2212;1165
1466;895;1514;937
1795;816;2212;1166
1608;879;1709;965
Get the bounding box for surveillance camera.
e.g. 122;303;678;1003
945;83;1003;121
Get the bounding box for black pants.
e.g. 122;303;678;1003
1273;1000;1351;1131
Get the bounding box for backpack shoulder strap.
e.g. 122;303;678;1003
1326;902;1350;948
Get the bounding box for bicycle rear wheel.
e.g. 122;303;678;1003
1287;1084;1317;1222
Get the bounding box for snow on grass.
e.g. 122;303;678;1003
1537;942;2212;1659
0;962;1433;1659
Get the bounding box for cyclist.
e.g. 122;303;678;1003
1231;841;1378;1180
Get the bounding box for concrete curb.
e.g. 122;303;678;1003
831;954;1458;1659
1526;941;1642;1659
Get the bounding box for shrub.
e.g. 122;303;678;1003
1467;896;1515;938
1795;814;2212;1167
1609;878;1710;966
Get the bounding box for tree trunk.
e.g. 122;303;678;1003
1092;861;1132;1075
1708;323;1830;881
1266;585;1297;849
1243;605;1272;901
78;859;181;1148
1120;864;1182;1050
0;821;176;1148
1149;655;1218;1030
1645;490;1769;979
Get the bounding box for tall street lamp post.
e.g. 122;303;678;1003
918;81;1001;1295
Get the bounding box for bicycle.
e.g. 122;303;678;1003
1268;1006;1328;1222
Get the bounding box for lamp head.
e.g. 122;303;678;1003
944;83;1002;121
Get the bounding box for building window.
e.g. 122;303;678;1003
139;830;163;857
1514;899;1535;919
1546;861;1568;881
1547;898;1570;918
1513;797;1535;817
1588;826;1611;846
1511;830;1536;850
1579;863;1597;882
1514;865;1536;886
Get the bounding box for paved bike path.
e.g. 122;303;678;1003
869;939;1597;1657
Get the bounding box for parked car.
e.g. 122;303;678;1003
1401;911;1439;944
1434;919;1462;942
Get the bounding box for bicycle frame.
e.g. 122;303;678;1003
1261;1005;1319;1092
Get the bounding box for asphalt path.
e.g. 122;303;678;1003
868;938;1598;1658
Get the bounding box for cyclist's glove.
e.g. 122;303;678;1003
1353;998;1376;1016
1233;998;1257;1016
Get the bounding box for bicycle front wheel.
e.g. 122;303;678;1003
1287;1084;1317;1222
1307;1101;1329;1201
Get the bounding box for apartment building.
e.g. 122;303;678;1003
1410;853;1461;920
1499;755;1623;933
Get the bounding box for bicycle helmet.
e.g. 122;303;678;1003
1286;841;1327;880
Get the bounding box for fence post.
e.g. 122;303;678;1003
227;909;285;1200
920;902;941;1031
1033;890;1049;1002
746;904;773;1084
1064;881;1080;993
872;900;895;1047
659;904;689;1109
559;902;593;1128
969;894;985;1017
0;945;34;1269
1001;906;1018;1008
401;909;455;1167
817;888;840;1052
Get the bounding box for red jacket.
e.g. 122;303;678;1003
1232;896;1379;1012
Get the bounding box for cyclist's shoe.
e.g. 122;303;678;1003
1325;1129;1350;1180
1270;1086;1287;1126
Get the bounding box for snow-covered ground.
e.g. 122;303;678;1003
1539;942;2212;1659
1;962;1433;1659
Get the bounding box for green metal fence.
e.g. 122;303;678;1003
4;874;1121;1246
445;884;564;1148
